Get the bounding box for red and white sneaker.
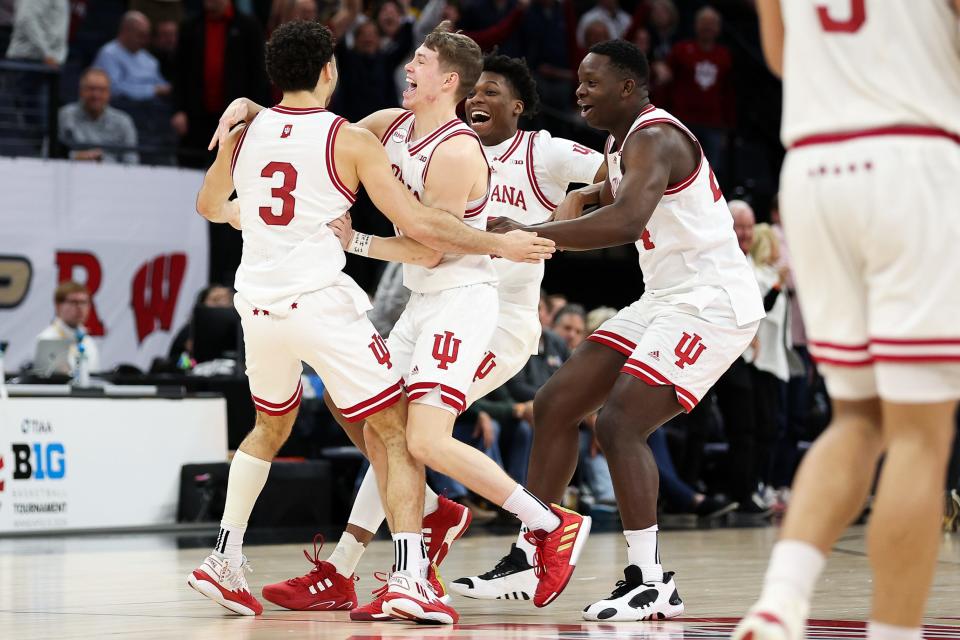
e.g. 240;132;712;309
350;571;395;621
423;495;472;566
261;534;358;610
381;572;460;625
187;552;263;616
427;563;450;603
527;504;591;607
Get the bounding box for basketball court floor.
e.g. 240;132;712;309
2;526;959;639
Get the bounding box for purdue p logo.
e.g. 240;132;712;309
674;332;706;369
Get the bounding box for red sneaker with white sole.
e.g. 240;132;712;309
261;534;358;611
526;504;591;607
423;495;472;565
381;572;459;625
187;552;263;616
350;571;394;621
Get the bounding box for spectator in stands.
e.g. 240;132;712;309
576;0;629;48
545;292;567;324
167;283;234;366
59;68;139;164
552;303;586;351
647;0;678;61
581;19;612;50
5;0;69;67
537;289;553;330
631;26;671;105
0;0;14;54
129;0;184;26
666;6;735;176
413;0;528;55
267;0;319;33
520;0;574;111
93;11;171;103
151;19;179;84
36;281;101;374
171;0;269;168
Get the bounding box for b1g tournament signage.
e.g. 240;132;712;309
0;158;209;371
0;396;227;532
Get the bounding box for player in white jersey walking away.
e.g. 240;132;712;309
483;39;764;621
308;52;607;606
734;3;960;640
186;20;554;618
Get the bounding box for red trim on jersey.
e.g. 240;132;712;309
621;358;699;412
791;126;960;149
326;117;357;204
868;337;960;363
587;330;637;357
526;131;558;211
496;129;524;162
380;110;414;145
252;380;303;416
270;105;327;115
809;340;870;352
339;379;404;422
629;117;704;195
408;118;462;155
229;121;251;176
872;354;960;363
870;337;960;346
811;355;875;367
406;381;467;413
421;128;490;219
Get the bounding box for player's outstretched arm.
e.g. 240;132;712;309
756;0;784;78
339;125;555;263
354;108;407;140
196;125;244;229
328;213;443;267
519;128;672;250
208;98;267;150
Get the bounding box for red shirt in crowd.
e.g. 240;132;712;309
203;2;235;113
666;39;736;129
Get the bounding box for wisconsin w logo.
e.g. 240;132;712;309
674;332;706;368
432;331;461;370
369;334;392;369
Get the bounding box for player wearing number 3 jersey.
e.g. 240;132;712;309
185;20;552;617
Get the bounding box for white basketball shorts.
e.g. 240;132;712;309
781;132;960;402
236;273;403;422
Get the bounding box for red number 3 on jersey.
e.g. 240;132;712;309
817;0;866;33
259;161;298;226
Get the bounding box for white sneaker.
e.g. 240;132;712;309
449;543;538;601
582;566;684;621
380;572;459;624
187;552;263;616
732;596;808;640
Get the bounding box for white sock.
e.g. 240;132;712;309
760;539;826;603
327;532;365;578
516;525;536;565
347;465;387;534
501;485;561;533
393;532;428;579
217;450;271;563
625;525;663;582
867;621;922;640
424;485;440;517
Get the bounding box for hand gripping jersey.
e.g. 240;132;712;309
232;105;357;313
483;129;603;311
780;0;960;146
380;110;496;293
605;104;764;327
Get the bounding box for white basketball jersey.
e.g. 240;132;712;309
484;129;603;309
232;105;356;312
780;0;960;146
606;105;764;327
381;110;496;294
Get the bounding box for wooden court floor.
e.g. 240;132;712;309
2;527;959;639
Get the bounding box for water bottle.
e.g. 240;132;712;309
73;332;90;388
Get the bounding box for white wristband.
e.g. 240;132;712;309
347;232;372;257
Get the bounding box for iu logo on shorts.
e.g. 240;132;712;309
674;332;706;368
432;331;461;370
473;351;497;381
369;334;392;369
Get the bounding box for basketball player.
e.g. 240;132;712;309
469;39;765;620
299;52;607;608
185;20;553;617
733;2;960;640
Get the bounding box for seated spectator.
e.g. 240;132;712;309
666;6;735;176
576;0;629;48
545;292;567;324
5;0;68;67
59;68;139;164
552;303;586;352
36;281;101;374
167;284;235;366
581;18;612;50
151;19;179;86
93;11;171;103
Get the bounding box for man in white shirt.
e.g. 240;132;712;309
36;281;101;373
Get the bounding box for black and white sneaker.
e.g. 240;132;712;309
448;544;538;601
582;565;684;621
